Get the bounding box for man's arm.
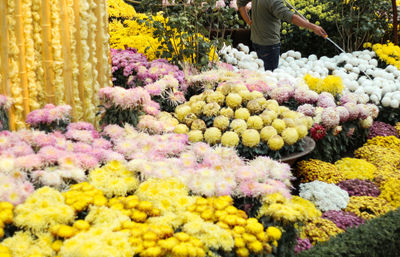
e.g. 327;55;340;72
291;14;327;37
239;6;252;26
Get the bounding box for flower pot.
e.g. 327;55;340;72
279;136;315;166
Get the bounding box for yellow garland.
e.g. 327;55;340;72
50;0;65;104
7;0;25;129
22;0;40;111
32;0;45;106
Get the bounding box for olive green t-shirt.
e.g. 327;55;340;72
238;0;294;46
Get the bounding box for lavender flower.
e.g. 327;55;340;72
295;238;312;254
337;179;381;197
368;121;399;139
297;104;316;117
317;92;336;108
322;210;365;230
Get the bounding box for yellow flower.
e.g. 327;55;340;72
206;92;225;105
241;129;260;147
188;130;204;143
297;159;345;183
219;107;234;119
267;135;284;151
174;124;189;134
204;127;222;145
226;93;242;109
246;116;263;130
202;102;220;117
295;125;308;139
235;108;251;120
266;226;282;241
213;116;230;131
175;105;192;122
191;119;207;131
271;119;286;133
281;128;299;145
334;158;376;180
246;99;263;114
221;132;240;147
260;126;278;142
230;119;248;134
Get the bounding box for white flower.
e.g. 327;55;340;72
299;181;349;212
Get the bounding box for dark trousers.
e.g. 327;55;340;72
252;42;280;71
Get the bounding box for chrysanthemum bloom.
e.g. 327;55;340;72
234;108;251;120
247;116;263;130
188;130;204;143
204;127;222;145
230;119;248;134
241;129;260;147
221;131;240;147
213;116;230;131
268;135;284;151
219;107;234;119
310;124;326;141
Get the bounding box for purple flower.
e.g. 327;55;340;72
295;238;312;254
322;210;365;230
337;179;381;197
368;121;399;139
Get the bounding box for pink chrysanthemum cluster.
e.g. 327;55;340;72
111;48;186;89
25;104;72;126
98;86;160;116
0;124;125;188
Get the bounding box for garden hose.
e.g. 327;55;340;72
283;0;373;80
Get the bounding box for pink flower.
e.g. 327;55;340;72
33;133;57;148
321;107;340;129
143;101;160;116
65;129;95;143
215;0;226;9
38;146;64;164
15;154;43;170
236;168;256;181
9;142;34;157
67;122;95;131
336;106;350;123
297;104;316;117
229;0;238;10
102;124;125;140
215;180;233;196
344;102;359;120
92;138;112;150
73;142;93;153
76;154;99;170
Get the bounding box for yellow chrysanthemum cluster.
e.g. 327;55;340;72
354;144;400;168
304;74;344;95
135;178;194;214
62;182;108;212
297;159;345;183
49;220;90;239
258;193;321;224
379;178;400;208
364;136;400;154
107;0;136;19
371;43;400;70
1;231;55;257
14;187;75;232
156;231;206;257
0;202;13;239
186;196;277;256
334;158;376;180
345;196;394;220
88;160;139;198
300;217;344;245
106;195;161;223
59;227;133;257
175;86;311;150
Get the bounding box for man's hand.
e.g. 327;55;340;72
311;24;327;38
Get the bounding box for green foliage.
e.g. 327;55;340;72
331;0;391;52
297;208;400;257
376;105;400;125
98;105;142;127
281;0;392;56
0;108;9;131
136;0;233;69
281;0;340;57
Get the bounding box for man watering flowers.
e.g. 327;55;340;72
238;0;327;71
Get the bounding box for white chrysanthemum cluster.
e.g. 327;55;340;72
219;44;265;71
299;180;350;212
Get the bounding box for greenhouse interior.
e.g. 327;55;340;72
0;0;400;256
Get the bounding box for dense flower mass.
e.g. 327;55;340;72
321;210;365;230
304;74;344;95
368;121;399;139
337;179;381;197
25;104;72;130
334;158;376;180
297;159;344;183
300;217;344;245
344;196;393;220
